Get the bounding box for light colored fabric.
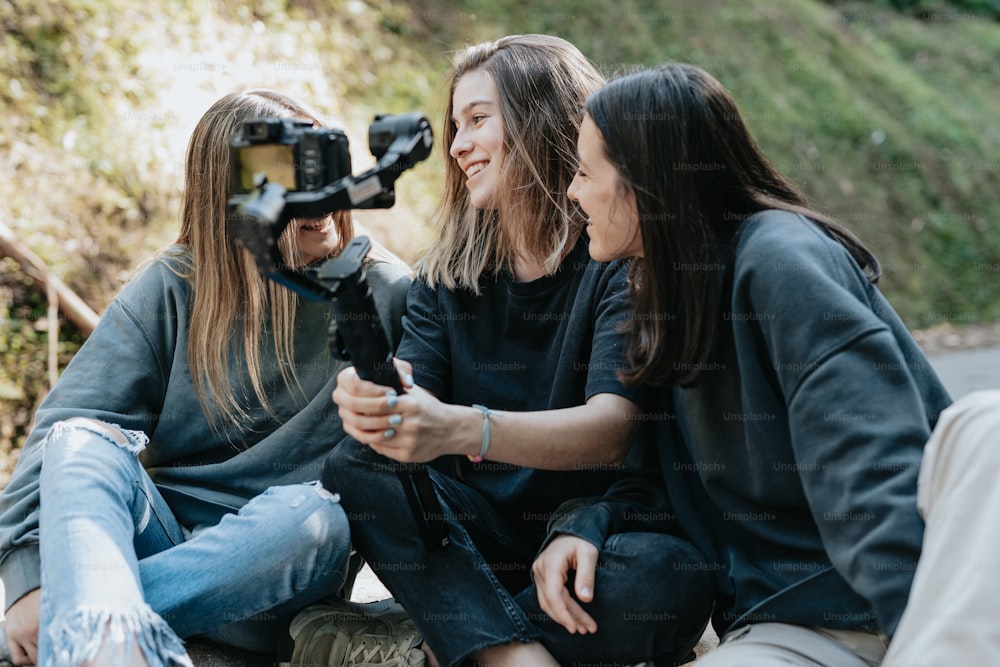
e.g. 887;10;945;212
695;623;886;666
883;390;1000;666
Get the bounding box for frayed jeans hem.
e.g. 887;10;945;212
48;604;192;667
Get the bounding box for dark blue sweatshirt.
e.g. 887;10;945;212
398;237;643;539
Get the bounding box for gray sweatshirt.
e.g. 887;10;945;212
0;246;410;610
548;211;952;638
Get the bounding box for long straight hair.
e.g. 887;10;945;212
418;34;604;291
586;65;880;387
172;90;357;435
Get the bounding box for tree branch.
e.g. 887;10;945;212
0;221;101;337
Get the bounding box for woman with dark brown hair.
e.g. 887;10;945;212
0;89;409;666
535;63;998;666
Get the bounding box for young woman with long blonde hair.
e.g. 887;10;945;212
0;89;409;667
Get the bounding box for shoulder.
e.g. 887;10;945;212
732;210;870;296
728;211;889;371
366;259;412;348
114;246;193;311
581;253;633;301
405;273;442;305
575;258;632;318
408;270;485;311
736;210;848;267
596;257;632;291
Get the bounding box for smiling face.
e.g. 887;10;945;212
292;212;342;266
449;69;505;210
568;115;643;261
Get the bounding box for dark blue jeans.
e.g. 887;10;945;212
323;439;714;667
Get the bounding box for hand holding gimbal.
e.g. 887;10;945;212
226;112;450;550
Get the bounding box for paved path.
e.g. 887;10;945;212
927;347;1000;398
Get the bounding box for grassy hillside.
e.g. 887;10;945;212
1;0;999;457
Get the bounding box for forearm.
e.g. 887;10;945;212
336;366;641;468
452;393;640;470
543;432;674;549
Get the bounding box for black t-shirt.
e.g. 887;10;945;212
397;237;642;536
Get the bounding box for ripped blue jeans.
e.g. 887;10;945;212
37;419;352;667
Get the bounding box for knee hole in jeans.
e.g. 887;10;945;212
50;418;150;455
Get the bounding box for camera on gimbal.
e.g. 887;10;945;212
226;112;433;275
231;118;351;195
225;110;450;551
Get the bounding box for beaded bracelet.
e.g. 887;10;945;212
467;404;492;463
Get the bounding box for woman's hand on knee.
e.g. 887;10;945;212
532;535;599;635
5;588;40;665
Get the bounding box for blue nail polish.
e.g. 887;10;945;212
388;414;402;426
383;428;396;439
404;374;414;387
386;394;399;408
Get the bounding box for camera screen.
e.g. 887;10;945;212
237;144;298;192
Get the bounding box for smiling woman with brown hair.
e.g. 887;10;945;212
320;36;714;667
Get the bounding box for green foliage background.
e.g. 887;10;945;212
1;0;999;464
